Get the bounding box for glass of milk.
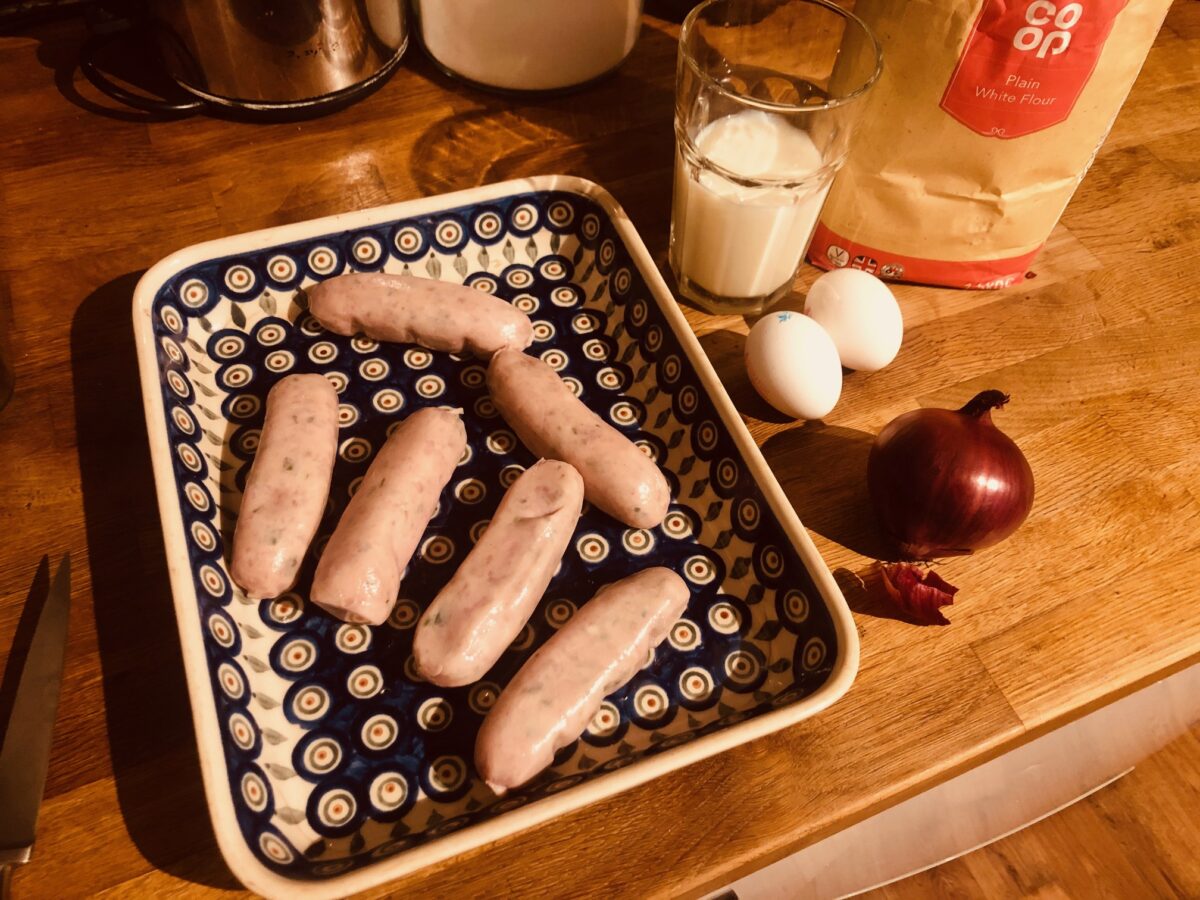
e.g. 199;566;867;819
670;0;882;314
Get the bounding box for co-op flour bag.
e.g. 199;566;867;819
808;0;1173;288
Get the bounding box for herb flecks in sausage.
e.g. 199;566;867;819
230;374;338;600
413;460;585;687
487;350;670;529
475;568;690;795
311;408;466;626
307;273;533;358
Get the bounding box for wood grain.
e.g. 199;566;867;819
0;3;1197;898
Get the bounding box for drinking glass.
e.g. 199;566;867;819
669;0;881;315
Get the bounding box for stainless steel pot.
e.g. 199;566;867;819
82;0;408;116
143;0;407;114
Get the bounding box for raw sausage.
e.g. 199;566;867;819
306;273;533;357
311;406;466;625
230;373;338;600
413;459;584;687
486;349;671;529
311;407;466;625
475;566;690;794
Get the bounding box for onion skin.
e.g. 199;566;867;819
868;391;1035;560
880;563;958;626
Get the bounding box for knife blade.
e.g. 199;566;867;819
0;553;71;867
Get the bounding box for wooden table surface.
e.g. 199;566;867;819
1;4;1197;898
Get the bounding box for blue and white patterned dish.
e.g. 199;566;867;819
133;176;859;899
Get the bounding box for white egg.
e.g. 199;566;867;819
744;312;842;420
803;269;903;372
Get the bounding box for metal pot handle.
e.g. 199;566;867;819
80;33;204;115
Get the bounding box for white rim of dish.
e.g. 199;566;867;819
130;174;861;900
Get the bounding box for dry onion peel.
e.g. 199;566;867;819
879;562;959;626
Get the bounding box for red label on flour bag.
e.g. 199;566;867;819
940;0;1128;138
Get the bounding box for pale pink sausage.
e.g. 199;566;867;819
230;374;338;600
413;460;585;687
310;407;466;625
306;273;533;357
475;567;690;795
486;349;671;529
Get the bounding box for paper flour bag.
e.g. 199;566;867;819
808;0;1173;288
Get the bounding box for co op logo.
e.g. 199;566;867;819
1013;1;1083;58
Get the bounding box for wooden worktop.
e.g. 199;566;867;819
1;4;1197;898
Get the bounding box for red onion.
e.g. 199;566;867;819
868;390;1035;560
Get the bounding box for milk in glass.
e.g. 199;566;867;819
670;110;831;303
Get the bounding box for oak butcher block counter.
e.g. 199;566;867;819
1;3;1198;897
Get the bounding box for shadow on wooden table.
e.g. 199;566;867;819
406;21;679;238
71;272;240;890
760;425;913;622
1;15;184;124
760;421;896;562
